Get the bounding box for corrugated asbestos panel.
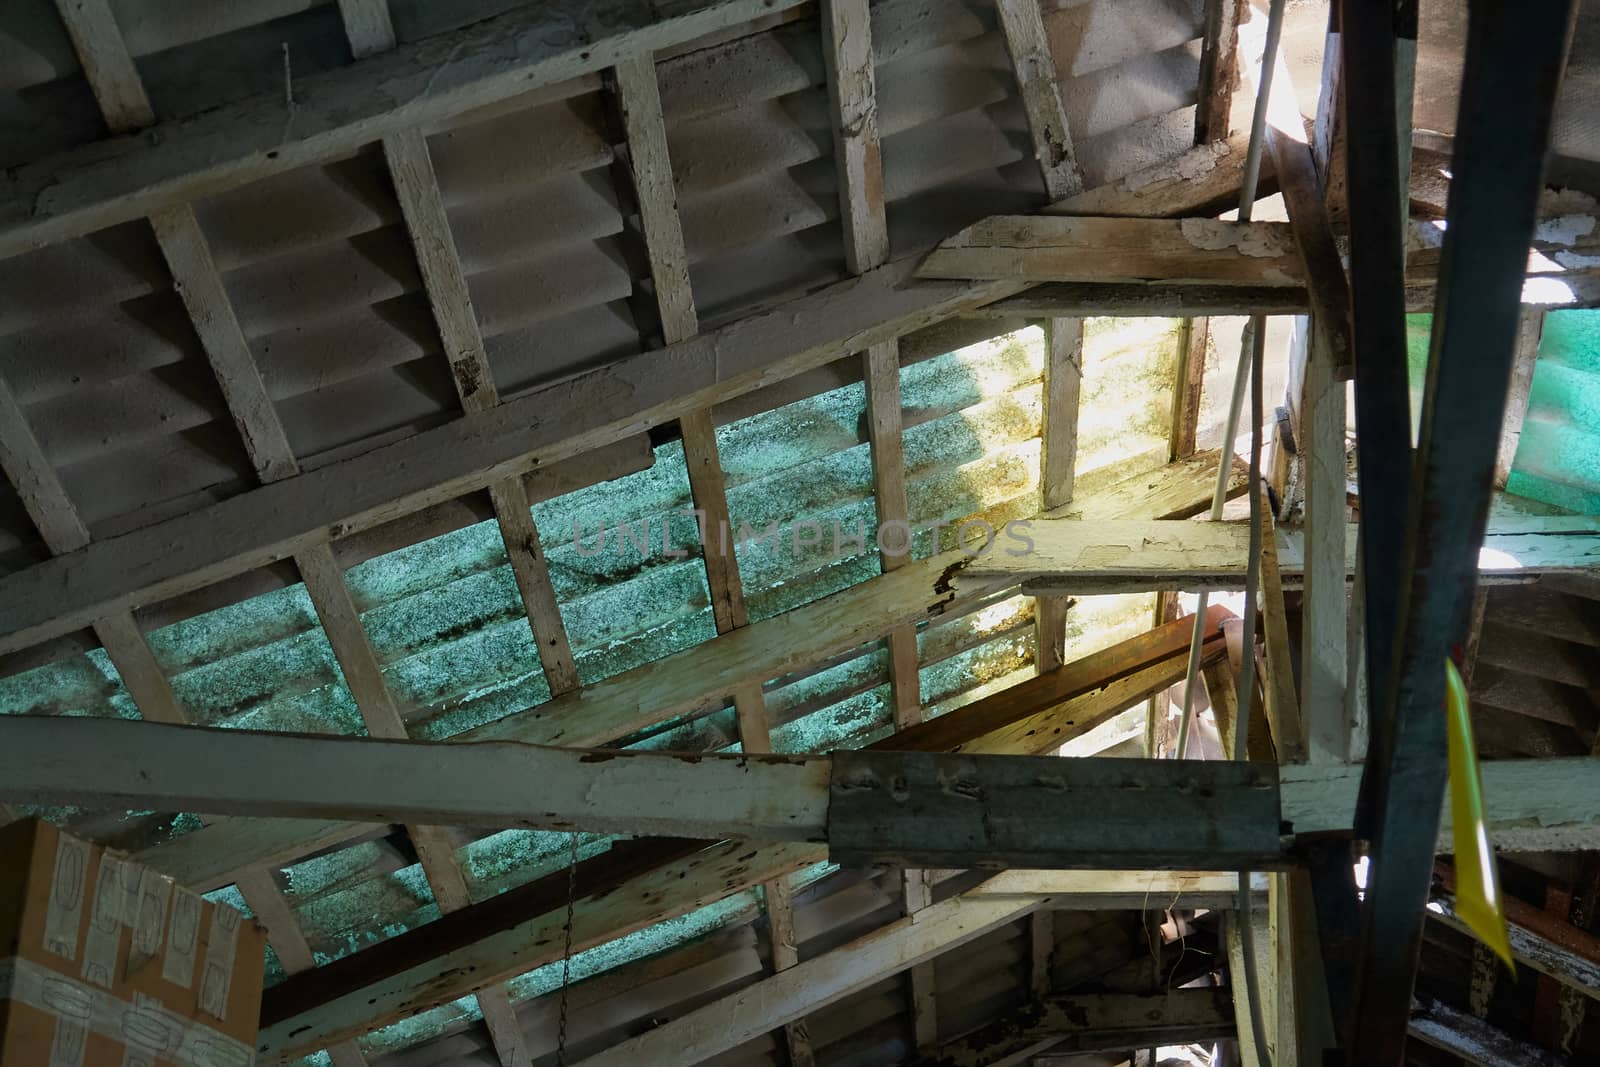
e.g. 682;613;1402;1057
1508;309;1600;513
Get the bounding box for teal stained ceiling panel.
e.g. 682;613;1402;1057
1509;309;1600;513
1406;308;1600;514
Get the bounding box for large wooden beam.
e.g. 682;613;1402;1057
0;0;809;258
21;721;1600;858
918;217;1303;287
967;514;1600;594
1282;758;1600;854
0;716;832;839
912;989;1234;1067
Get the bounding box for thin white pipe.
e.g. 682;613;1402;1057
1173;0;1286;760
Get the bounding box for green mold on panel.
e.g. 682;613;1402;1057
0;646;133;719
1508;308;1600;513
1405;308;1600;515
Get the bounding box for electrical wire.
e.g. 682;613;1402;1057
1174;0;1286;761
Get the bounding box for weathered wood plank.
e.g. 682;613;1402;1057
974;515;1600;595
821;0;887;274
0;716;833;839
1041;132;1264;221
151;204;299;482
260;837;818;1060
90;611;187;725
383;127;499;414
994;0;1082;198
1268;126;1354;378
0;375;90;552
0;0;808;258
1409;995;1568;1067
1258;501;1306;763
1195;0;1245;144
487;477;581;696
1283;758;1600;854
919;217;1303;287
1170;318;1208;460
616;52;697;343
1041;318;1082;511
51;0;153;131
337;0;397;57
883;604;1232;755
974;281;1311;319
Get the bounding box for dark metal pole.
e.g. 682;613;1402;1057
1345;1;1576;1060
1340;0;1414;842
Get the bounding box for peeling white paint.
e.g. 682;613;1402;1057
1536;213;1598;247
1177;217;1292;258
1123;140;1227;192
1555;250;1600;270
1538;186;1600;220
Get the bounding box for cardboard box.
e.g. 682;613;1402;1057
0;818;266;1066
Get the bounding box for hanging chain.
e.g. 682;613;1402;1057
555;830;581;1065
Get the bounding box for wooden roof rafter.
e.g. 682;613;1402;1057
610;43;816;1066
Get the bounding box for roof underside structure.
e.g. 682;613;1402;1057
2;0;1600;1065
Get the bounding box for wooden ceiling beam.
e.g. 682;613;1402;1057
919;216;1304;286
994;0;1082;199
0;0;809;259
614;49;811;1064
1195;0;1246;145
817;10;931;1043
973;513;1600;596
822;0;921;738
22;723;1600;862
